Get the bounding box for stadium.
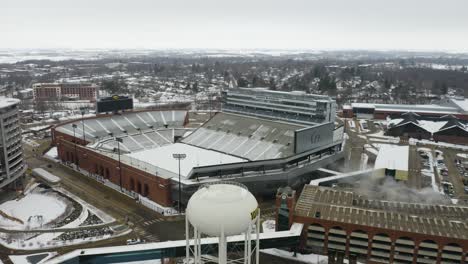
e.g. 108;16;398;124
51;88;344;212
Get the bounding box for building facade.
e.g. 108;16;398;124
0;98;26;188
33;82;98;102
278;185;468;264
222;88;336;125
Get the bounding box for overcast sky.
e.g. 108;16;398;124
2;0;468;51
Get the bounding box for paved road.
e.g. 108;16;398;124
5;139;278;257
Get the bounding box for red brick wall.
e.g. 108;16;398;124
342;109;354;118
294;215;468;263
56;138;172;207
434;134;468;145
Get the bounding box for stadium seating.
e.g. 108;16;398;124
182;112;302;161
55;110;187;142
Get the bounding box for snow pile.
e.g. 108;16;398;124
9;252;57;264
359;120;369;133
262;220;276;233
418;148;443;194
44;147;58;161
0;189;68;229
457;153;468;159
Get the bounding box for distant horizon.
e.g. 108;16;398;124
2;0;467;53
1;47;467;54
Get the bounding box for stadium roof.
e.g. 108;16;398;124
295;185;468;240
126;143;247;178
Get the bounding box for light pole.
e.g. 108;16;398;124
114;137;123;191
80;108;86;144
172;153;186;214
72;124;78;168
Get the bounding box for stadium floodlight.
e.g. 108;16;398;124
116;137;123;191
80;108;86;144
71;124;78;168
173;153;187;214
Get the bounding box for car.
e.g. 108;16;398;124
465;186;468;194
126;238;143;245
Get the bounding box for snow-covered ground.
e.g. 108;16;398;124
262;220;276;233
44;147;58;161
0;187;68;229
261;248;365;264
0;184;119;250
127;143;247;177
457;153;468;159
359;120;369;133
418;148;443;194
360;153;368;170
9;252;57;264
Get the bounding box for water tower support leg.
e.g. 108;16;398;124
186;216;190;263
247;224;252;264
244;231;248;264
197;228;201;263
256;210;260;264
194;226;199;263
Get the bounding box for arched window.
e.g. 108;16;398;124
144;184;149;197
416;240;439;264
370;233;391;263
349;230;369;259
394;237;415;263
307;223;326;253
137;181;142;194
327;226;346;252
441;243;462;264
130;178;135;191
105;168;110;179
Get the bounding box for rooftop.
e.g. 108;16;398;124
374;145;409;171
295;185;468;240
0;97;20;109
126;143;247;178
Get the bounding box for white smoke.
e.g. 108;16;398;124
353;174;450;204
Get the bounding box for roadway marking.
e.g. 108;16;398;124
143;219;163;226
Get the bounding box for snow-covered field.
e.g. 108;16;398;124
0;184;119;250
127;143;247;177
0;187;68;229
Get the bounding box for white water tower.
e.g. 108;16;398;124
185;181;260;264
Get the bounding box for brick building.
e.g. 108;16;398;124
33;82;98;102
277;185;468;264
386;113;468;145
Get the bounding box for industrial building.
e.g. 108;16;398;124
32;82;99;102
0;97;26;189
279;185;468;264
52;89;343;212
342;97;468;120
373;145;409;181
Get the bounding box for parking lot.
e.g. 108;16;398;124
414;144;468;202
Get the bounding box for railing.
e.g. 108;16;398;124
139;195;179;216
